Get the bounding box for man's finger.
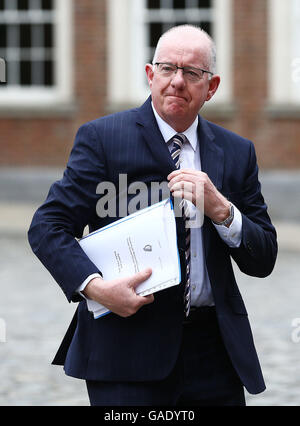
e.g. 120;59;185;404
169;181;194;193
167;168;203;181
129;268;152;290
141;294;155;305
172;190;194;204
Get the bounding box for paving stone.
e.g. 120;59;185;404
0;235;299;406
0;167;299;406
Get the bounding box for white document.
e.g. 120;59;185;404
78;198;181;318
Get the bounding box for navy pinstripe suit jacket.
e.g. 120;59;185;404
28;97;277;394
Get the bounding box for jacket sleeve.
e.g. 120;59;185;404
229;141;278;278
28;122;107;303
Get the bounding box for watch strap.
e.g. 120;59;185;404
213;203;234;226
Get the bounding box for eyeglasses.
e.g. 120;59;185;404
154;62;213;82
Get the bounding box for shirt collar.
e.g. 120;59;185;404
151;102;198;152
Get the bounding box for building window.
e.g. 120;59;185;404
268;0;300;106
108;0;232;109
0;0;73;109
145;0;213;63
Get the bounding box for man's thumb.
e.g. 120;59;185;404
130;268;152;289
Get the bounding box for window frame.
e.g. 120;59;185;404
0;0;74;110
268;0;300;106
107;0;233;110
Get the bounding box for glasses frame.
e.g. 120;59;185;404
153;62;214;81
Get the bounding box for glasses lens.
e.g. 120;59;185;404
156;63;206;82
183;67;204;81
157;63;176;74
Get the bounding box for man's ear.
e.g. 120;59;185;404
145;64;154;89
206;75;221;101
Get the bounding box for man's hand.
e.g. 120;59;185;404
167;169;231;224
82;268;154;318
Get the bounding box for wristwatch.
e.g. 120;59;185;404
213;203;234;226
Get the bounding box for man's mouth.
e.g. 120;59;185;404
166;94;187;102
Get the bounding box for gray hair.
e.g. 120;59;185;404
152;25;217;75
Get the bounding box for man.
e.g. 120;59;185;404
28;25;277;406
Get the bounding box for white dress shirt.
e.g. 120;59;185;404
78;106;242;306
152;104;242;307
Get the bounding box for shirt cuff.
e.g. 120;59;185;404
212;204;242;248
77;273;102;300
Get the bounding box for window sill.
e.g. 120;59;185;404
265;103;300;120
0;101;78;119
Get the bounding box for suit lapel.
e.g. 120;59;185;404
198;116;224;258
198;116;224;191
135;97;176;177
136;98;225;260
136;99;225;188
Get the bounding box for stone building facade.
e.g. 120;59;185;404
0;0;299;168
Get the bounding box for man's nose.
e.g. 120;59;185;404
170;69;186;88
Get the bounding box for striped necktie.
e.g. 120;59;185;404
170;133;191;317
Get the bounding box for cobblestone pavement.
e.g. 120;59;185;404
0;233;299;406
0;168;300;406
234;249;300;406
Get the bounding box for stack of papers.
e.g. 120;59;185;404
79;198;181;318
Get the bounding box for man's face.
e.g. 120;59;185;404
146;36;220;132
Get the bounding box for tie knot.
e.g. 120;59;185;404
172;133;187;149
